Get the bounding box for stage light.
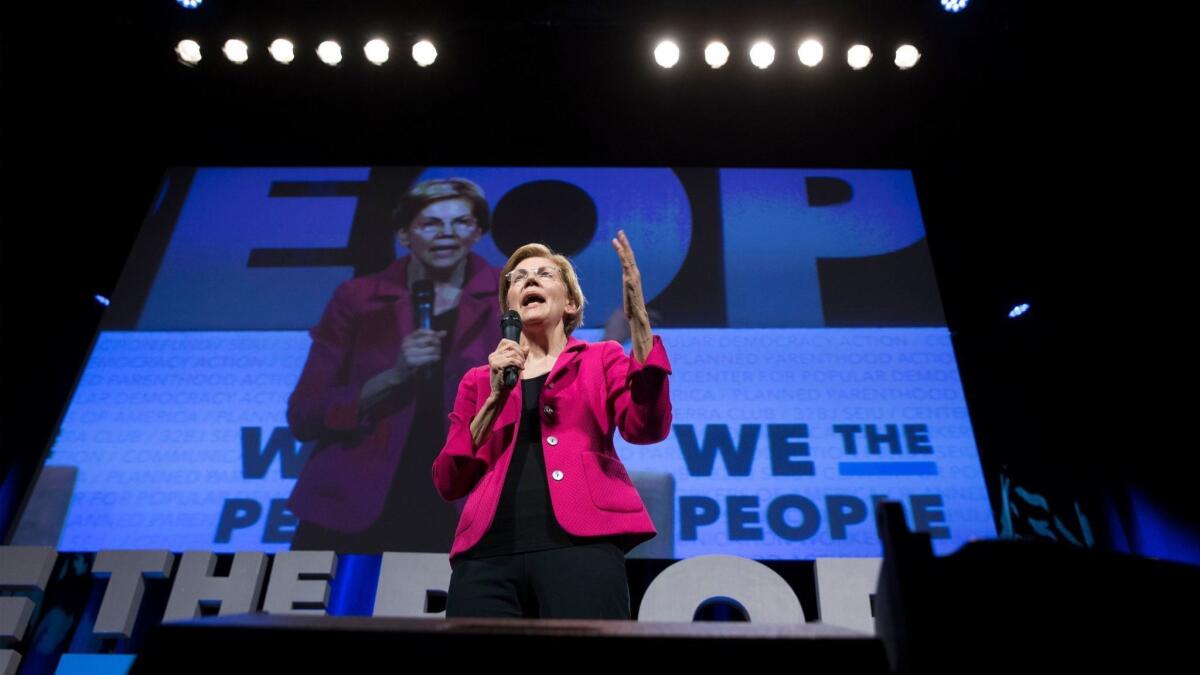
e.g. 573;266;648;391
895;44;920;69
749;41;775;69
847;44;872;70
797;39;823;67
412;40;437;66
94;295;111;307
704;41;729;68
223;39;249;64
317;41;343;66
364;39;390;65
176;0;202;8
269;39;295;64
941;0;969;12
175;39;201;65
1008;303;1030;319
654;40;680;68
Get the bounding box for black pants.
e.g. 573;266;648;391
446;542;631;619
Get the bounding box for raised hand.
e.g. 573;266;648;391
610;230;653;362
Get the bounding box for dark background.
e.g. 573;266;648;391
3;1;1145;551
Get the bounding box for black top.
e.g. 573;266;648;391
460;373;621;560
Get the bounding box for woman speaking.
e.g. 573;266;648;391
433;232;672;619
288;178;502;554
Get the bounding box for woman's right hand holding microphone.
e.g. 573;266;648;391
487;338;529;398
470;338;529;448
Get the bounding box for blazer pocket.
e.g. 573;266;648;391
581;451;644;513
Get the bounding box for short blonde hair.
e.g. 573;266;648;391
499;243;587;335
393;178;490;233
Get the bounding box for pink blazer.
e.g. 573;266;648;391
433;335;673;560
287;253;502;532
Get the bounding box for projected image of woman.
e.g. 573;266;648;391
434;233;672;619
287;178;503;553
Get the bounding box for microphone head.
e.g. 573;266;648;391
501;309;521;328
501;310;522;340
412;279;435;305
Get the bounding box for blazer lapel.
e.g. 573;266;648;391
546;336;587;391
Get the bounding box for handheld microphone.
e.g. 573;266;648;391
412;280;435;382
500;310;522;389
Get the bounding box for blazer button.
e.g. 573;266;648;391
546;436;559;446
552;470;564;481
543;405;554;416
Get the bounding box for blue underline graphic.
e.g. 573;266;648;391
838;461;939;476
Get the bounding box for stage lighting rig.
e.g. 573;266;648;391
317;41;343;66
223;39;249;64
847;44;872;70
269;39;295;64
654;40;681;68
749;41;775;69
412;40;437;66
797;39;823;67
704;42;730;68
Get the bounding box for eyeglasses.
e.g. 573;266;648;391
505;266;560;284
410;216;479;237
